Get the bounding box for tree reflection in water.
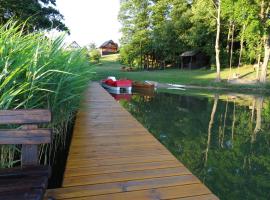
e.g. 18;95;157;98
120;91;270;200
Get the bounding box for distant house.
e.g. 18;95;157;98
67;41;81;49
180;50;210;69
99;40;118;55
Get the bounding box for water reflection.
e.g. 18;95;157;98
119;91;270;200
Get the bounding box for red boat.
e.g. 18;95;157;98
101;76;132;93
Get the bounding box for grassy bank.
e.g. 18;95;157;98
94;54;270;92
0;21;93;167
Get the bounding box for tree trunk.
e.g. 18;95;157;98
146;55;150;70
252;97;263;142
140;40;143;70
259;0;270;83
215;0;221;81
256;46;262;80
226;21;232;56
238;24;246;71
259;35;270;83
229;23;235;79
181;57;183;70
251;98;256;122
205;94;219;166
151;54;154;69
221;99;228;148
231;100;236;147
143;55;146;69
163;60;165;70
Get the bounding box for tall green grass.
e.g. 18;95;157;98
0;21;94;167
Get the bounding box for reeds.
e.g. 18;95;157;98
0;21;94;167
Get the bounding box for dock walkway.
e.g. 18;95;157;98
47;83;218;199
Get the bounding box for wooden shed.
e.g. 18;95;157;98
99;40;118;55
180;50;210;69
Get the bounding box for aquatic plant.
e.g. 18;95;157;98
0;21;94;167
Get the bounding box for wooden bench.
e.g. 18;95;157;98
0;110;52;200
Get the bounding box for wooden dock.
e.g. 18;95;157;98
46;83;218;200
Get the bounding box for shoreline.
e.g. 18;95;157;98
147;81;270;95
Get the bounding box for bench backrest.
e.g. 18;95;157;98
0;110;52;166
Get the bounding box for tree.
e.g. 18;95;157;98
119;0;151;68
223;0;237;76
0;0;68;32
192;0;220;79
205;94;219;166
118;0;269;84
259;0;270;83
87;43;97;51
215;0;222;81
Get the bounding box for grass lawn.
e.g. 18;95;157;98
93;54;270;91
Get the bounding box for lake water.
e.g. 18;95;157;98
113;90;270;200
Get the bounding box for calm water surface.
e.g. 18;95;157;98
115;90;270;200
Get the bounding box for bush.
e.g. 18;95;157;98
0;21;94;167
89;49;101;63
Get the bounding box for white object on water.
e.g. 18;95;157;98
167;87;186;91
101;82;132;93
168;83;186;88
107;76;117;81
145;80;158;87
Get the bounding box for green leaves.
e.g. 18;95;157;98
119;0;270;72
0;21;93;166
0;0;68;32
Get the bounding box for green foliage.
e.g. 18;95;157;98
0;21;93;166
87;43;97;51
119;0;151;68
119;0;270;70
87;42;97;51
0;0;68;32
90;49;101;63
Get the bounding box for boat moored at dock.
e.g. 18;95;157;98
101;76;132;93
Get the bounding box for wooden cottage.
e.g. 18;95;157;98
99;40;118;55
180;50;210;69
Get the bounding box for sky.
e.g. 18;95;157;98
55;0;121;47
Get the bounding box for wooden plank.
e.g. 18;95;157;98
70;135;157;145
170;194;219;200
0;109;51;124
62;184;213;200
64;161;182;177
21;125;39;166
63;167;191;187
67;150;171;160
67;144;166;152
0;129;51;144
46;83;218;200
66;154;177;168
0;110;51;199
47;175;199;199
68;151;171;161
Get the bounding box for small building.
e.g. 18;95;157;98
67;41;81;49
99;40;118;55
180;50;210;69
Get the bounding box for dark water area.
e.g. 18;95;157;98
47;119;75;188
114;91;270;200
